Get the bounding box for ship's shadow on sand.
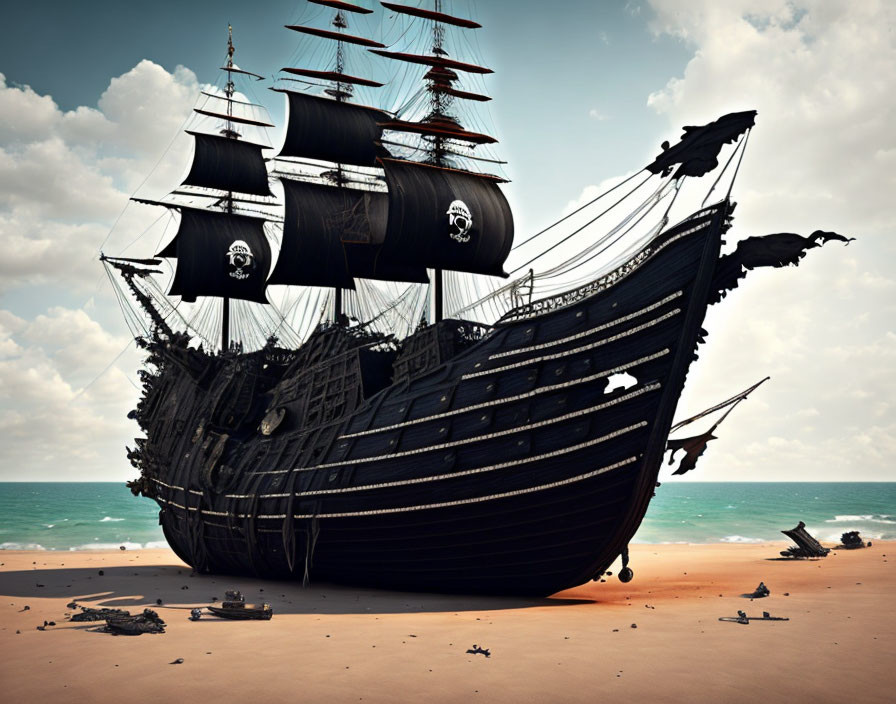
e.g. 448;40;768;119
0;564;595;614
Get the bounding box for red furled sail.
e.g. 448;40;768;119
380;2;481;29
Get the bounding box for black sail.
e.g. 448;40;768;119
157;207;271;304
379;159;513;277
269;179;428;288
182;132;273;196
277;90;391;167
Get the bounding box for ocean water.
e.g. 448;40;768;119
0;482;893;551
0;483;167;551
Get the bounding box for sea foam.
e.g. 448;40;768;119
826;515;895;524
70;541;144;551
0;542;47;550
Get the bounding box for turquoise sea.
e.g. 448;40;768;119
0;482;893;551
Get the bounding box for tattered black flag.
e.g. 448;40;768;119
666;377;770;476
709;230;854;304
667;430;718;476
647;110;757;179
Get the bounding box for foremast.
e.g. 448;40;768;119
131;26;275;352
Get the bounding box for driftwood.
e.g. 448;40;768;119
780;521;830;558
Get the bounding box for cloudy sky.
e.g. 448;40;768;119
0;0;893;482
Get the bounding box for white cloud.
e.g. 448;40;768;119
0;61;207;479
0;63;200;294
0;306;139;477
641;0;896;480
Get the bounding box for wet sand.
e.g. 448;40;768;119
0;542;893;703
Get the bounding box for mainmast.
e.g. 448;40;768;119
222;24;236;350
431;1;447;322
372;1;500;323
277;0;389;325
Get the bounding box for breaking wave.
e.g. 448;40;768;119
99;517;125;522
69;541;144;551
0;542;47;550
826;515;895;524
719;535;764;543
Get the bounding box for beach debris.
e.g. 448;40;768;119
71;607;131;622
66;601;78;610
720;610;789;624
780;521;830;558
835;531;871;550
156;599;163;605
103;609;166;636
170;658;184;665
120;545;126;550
207;591;272;620
630;623;638;629
719;610;751;625
189;608;202;621
466;645;491;658
20;605;30;612
98;570;104;576
742;581;770;599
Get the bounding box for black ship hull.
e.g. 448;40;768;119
133;203;728;596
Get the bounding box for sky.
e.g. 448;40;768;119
0;0;893;482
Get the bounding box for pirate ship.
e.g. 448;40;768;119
104;1;850;596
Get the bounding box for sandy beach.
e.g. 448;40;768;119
0;541;892;703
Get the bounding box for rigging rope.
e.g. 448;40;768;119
509;172;655;275
670;377;770;434
510;171;648;256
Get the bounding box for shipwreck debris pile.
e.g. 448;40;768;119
780;521;830;559
836;531;871;550
69;606;166;635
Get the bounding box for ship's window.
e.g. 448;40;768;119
605;372;638;394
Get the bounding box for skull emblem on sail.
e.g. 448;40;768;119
447;200;473;243
227;240;255;280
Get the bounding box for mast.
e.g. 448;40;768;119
132;25;274;351
222;24;236;351
372;1;499;323
432;1;446;322
333;8;349;323
278;0;390;324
